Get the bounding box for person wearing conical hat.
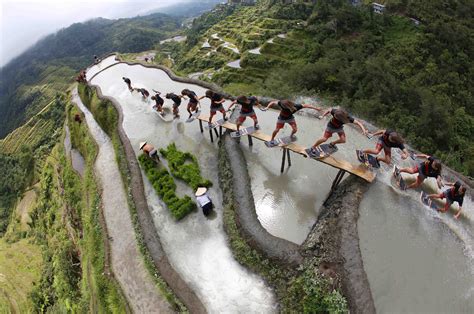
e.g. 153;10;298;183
311;108;367;151
139;142;160;162
195;187;213;216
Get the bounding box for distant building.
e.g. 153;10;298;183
351;0;361;6
372;2;386;14
201;41;211;49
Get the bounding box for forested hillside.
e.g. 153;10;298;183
0;13;180;138
171;0;474;176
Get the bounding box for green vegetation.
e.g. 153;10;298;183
78;84;186;311
139;154;196;220
160;143;212;190
27;101;127;312
0;14;181;138
174;1;474;176
0;238;43;312
0;94;65;236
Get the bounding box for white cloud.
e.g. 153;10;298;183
0;0;182;66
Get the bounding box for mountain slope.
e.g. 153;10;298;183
169;0;474;176
0;13;181;138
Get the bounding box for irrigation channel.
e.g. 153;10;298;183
87;56;473;312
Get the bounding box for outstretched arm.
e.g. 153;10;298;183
371;129;385;137
415;153;430;159
215;98;226;104
322;109;331;117
227;100;237;111
400;148;409;160
265;100;279;110
198;95;207;100
302;104;322;111
354;119;367;135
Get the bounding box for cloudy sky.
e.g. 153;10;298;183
0;0;183;66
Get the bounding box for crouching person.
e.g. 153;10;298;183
195;187;213;216
139;142;160;163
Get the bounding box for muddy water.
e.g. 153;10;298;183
239;110;373;244
89;58;474;311
359;169;474;312
63;124;86;177
90;63;277;313
86;55;118;80
72;88;174;313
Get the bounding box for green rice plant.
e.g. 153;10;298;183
138;154;195;220
159;143;212;190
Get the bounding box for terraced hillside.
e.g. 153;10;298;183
161;0;473;176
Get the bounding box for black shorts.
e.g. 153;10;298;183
202;202;213;216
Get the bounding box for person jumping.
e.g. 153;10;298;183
227;95;261;131
122;77;133;91
427;181;466;219
181;89;200;118
399;154;442;189
311;108;367;150
199;90;227;125
265;99;321;143
361;129;408;165
151;92;164;113
165;93;182;119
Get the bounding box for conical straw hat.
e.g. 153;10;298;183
195;187;207;196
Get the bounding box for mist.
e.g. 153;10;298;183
0;0;188;67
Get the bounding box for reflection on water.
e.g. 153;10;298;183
86;55;118;80
90;62;276;313
89;56;474;312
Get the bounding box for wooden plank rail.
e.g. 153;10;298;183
197;114;376;183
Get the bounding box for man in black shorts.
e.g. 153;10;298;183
165;93;183;118
199;90;227;125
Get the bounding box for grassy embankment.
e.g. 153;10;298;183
77;83;186;311
176;2;474;176
26;99;128;312
217;143;347;313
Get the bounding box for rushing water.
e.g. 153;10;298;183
89;57;474;312
90;62;276;313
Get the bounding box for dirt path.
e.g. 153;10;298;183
72;87;174;313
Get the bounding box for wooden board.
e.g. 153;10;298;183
392;165;407;190
197;114;376;182
264;136;295;147
306;144;338;159
155;107;173;122
356;150;380;169
420;191;440;211
205;118;225;129
230;126;256;138
186;110;201;123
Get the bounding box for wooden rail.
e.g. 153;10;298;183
197;114;376;183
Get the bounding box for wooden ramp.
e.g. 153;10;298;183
197;114;375;183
